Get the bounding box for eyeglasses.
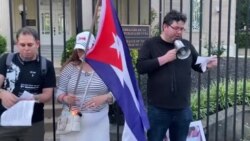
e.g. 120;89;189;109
169;25;185;32
18;43;35;47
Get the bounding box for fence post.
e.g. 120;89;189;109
76;0;83;33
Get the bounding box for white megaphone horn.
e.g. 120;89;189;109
174;39;191;60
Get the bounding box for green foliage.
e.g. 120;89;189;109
235;0;249;49
61;37;76;65
235;0;249;30
235;32;249;48
150;9;157;25
203;41;226;56
150;9;160;36
130;49;139;78
0;35;7;55
191;79;250;120
130;49;138;68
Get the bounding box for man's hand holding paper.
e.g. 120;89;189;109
0;90;18;109
19;91;35;100
196;56;218;72
207;56;218;69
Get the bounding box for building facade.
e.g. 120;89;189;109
0;0;237;66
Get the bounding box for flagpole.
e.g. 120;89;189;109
71;0;101;106
74;0;101;92
90;0;101;33
85;0;101;52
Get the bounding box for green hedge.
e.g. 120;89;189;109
0;35;7;55
191;79;250;120
61;37;76;65
235;32;249;48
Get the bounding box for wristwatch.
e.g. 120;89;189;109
33;95;40;103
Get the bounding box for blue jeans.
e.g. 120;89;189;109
147;105;193;141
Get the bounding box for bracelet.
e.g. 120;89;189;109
61;95;67;103
106;93;113;104
33;95;40;103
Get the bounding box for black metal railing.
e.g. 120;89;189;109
6;0;250;141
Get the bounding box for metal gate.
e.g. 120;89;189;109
4;0;250;141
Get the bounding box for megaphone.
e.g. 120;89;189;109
174;39;191;60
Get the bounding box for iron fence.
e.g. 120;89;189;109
5;0;250;141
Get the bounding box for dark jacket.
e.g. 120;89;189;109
136;36;203;109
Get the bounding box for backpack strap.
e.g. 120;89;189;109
6;53;15;67
6;53;47;76
40;56;47;76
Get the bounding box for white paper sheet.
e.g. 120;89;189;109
19;91;34;100
0;101;35;126
195;56;214;72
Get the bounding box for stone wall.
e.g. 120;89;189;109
202;106;250;141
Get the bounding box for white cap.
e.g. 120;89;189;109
74;31;95;51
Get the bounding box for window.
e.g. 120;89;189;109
192;0;200;31
41;13;50;34
57;14;64;34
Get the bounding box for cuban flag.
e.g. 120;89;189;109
86;0;149;140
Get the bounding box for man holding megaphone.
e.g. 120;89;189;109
136;10;217;141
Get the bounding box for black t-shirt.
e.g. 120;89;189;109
0;53;56;123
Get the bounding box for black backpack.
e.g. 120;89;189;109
6;53;47;76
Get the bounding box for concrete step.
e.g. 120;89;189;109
46;99;61;105
44;109;61;132
45;132;60;141
44;104;62;119
44;99;62;132
44;124;123;141
44;117;57;132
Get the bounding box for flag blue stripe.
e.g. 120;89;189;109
86;59;147;141
110;0;149;130
86;0;149;140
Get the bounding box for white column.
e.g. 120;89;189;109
229;0;236;57
82;0;93;31
0;0;11;52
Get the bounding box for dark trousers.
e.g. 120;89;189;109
147;105;193;141
0;121;44;141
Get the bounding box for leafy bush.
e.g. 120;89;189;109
150;9;160;36
61;37;76;65
235;32;249;48
0;35;7;55
191;79;250;120
130;49;138;70
203;41;226;56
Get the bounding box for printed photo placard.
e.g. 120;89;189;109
163;120;206;141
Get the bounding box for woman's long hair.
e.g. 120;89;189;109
61;50;82;71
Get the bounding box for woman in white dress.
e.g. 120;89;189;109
56;31;114;141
